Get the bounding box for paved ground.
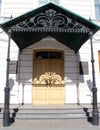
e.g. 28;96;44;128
0;119;100;130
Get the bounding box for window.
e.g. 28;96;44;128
35;51;62;60
79;61;89;75
94;0;100;19
39;0;59;6
0;0;2;16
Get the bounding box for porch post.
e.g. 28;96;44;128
3;30;12;127
89;31;99;126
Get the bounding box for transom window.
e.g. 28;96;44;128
39;0;59;6
94;0;100;19
35;51;62;60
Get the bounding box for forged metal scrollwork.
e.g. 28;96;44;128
33;72;64;85
11;9;90;33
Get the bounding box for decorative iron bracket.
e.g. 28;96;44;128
10;9;90;33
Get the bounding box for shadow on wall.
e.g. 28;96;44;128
65;52;86;104
8;47;93;105
9;78;15;91
87;80;92;92
78;54;92;104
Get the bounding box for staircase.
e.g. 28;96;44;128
0;104;100;121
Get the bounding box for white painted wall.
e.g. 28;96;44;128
0;30;18;103
2;0;95;19
15;37;88;104
78;30;100;104
0;31;100;104
0;0;100;104
92;30;100;102
65;49;79;104
0;31;7;103
2;0;37;17
61;0;95;19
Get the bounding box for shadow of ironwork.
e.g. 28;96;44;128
10;108;19;125
83;107;93;124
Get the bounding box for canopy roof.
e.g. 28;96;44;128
0;3;100;52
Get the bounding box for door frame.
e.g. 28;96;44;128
32;49;65;104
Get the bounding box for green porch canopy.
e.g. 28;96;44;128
0;3;100;52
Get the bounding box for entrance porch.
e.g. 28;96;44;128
0;2;100;126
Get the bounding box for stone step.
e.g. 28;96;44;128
9;106;91;120
14;108;86;113
0;104;100;120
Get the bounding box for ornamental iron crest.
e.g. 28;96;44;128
10;9;90;33
33;72;64;86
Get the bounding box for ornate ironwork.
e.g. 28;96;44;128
89;31;99;126
10;9;90;33
3;30;11;127
33;72;64;85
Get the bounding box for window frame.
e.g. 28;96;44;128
34;49;64;61
0;0;2;16
94;0;100;20
39;0;59;6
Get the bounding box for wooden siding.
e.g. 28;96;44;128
61;0;94;19
17;37;79;104
3;0;37;17
3;0;94;19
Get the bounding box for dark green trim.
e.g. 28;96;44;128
0;3;100;52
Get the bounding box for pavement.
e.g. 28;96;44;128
0;119;100;130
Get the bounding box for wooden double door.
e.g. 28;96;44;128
32;50;64;105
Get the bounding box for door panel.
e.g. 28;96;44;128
33;86;48;104
32;50;64;105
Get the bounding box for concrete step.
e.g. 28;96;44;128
0;104;100;120
10;107;87;119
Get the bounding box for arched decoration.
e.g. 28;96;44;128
10;9;90;33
